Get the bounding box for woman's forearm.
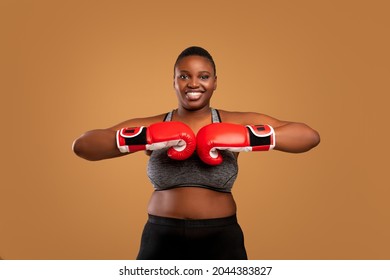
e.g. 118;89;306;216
274;122;320;153
72;129;123;161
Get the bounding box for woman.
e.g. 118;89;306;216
72;46;320;259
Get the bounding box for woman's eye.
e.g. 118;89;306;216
179;74;188;79
200;75;209;80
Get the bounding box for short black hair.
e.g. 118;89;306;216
174;46;216;76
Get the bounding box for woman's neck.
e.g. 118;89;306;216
174;106;213;133
176;106;211;119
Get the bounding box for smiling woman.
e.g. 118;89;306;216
173;52;217;111
72;46;320;260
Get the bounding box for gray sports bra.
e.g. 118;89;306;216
147;108;238;192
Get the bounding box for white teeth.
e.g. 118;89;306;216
186;92;202;101
187;92;201;97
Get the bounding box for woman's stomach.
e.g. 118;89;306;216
147;187;237;219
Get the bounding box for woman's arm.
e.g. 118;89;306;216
272;121;320;153
220;110;320;153
72;115;165;161
72;129;120;161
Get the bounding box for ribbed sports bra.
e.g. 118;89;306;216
147;108;238;192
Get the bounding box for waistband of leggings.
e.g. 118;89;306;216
147;214;238;228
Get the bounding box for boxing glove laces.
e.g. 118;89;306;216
116;121;196;160
196;123;276;165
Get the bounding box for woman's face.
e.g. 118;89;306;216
173;55;217;111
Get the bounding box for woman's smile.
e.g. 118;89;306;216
185;91;203;101
174;55;217;110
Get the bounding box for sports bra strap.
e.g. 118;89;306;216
211;108;221;123
163;111;173;121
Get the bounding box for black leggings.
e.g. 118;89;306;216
136;214;247;260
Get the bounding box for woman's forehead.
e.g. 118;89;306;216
175;56;214;73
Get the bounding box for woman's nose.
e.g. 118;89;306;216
188;78;199;88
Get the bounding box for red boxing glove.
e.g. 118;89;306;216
196;123;276;165
116;121;196;160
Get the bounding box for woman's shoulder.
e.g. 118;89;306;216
216;108;289;127
216;109;266;124
108;111;170;130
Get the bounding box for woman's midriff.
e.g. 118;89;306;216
147;187;237;219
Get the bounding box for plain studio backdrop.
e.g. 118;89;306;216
0;0;389;259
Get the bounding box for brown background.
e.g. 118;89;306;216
1;0;389;259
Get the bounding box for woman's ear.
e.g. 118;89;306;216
214;76;218;90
